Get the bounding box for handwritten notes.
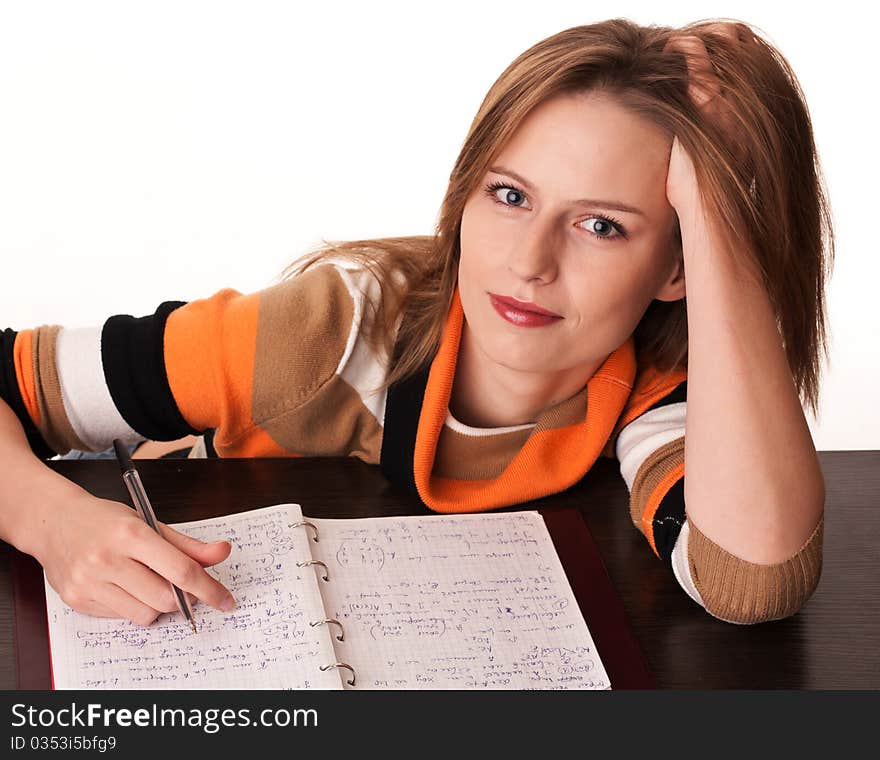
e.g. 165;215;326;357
44;505;342;689
45;505;610;690
311;511;610;690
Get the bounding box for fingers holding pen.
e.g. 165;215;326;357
109;555;188;615
34;491;235;627
49;587;136;623
112;438;235;618
60;541;230;627
158;522;233;568
131;524;237;613
93;583;164;627
47;569;163;627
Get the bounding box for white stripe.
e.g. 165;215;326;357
671;520;705;608
55;327;143;451
445;409;534;436
332;264;397;425
616;402;686;491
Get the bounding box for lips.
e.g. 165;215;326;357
488;293;563;328
489;294;562;317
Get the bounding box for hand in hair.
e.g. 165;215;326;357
664;22;753;217
664;23;751;150
665;135;699;220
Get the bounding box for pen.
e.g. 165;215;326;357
112;439;198;633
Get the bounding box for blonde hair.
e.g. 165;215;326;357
282;18;834;417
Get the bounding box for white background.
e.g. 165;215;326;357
0;1;875;450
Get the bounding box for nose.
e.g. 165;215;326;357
506;218;559;284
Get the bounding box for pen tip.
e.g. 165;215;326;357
191;620;198;634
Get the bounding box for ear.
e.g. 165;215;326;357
654;250;686;302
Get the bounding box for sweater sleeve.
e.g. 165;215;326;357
0;261;373;459
163;261;383;458
0;301;193;457
615;380;822;625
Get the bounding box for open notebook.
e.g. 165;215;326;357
44;504;611;690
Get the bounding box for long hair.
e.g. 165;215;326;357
281;18;834;417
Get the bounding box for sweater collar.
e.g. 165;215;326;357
413;284;637;513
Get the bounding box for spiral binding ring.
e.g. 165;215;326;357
296;559;329;581
291;520;319;543
320;662;356;686
310;618;345;641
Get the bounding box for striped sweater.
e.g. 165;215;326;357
0;260;822;624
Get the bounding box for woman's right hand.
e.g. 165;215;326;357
30;490;236;627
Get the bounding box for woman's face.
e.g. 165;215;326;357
459;91;685;378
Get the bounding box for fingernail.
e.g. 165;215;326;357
220;596;236;611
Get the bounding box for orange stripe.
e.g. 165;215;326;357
164;288;259;436
12;330;40;426
640;461;686;557
611;364;688;442
214;427;299;458
413;288;637;513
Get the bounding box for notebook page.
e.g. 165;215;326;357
308;510;611;690
45;503;342;690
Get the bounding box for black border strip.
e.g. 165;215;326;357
101;302;201;441
0;328;54;458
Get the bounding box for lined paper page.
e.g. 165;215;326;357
310;510;610;690
45;504;342;690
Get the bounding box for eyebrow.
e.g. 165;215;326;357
488;165;646;216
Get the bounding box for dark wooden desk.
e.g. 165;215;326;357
1;451;877;689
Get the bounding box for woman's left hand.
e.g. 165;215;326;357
666;135;701;221
664;23;753;217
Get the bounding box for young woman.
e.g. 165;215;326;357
0;19;832;627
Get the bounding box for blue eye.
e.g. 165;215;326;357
486;182;528;208
482;181;627;242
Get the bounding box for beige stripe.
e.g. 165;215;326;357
260;374;384;464
434;387;587;481
628;435;685;528
687;515;824;624
533;387;588;432
252;264;355;423
31;325;89;455
434;424;533;480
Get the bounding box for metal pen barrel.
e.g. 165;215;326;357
116;447;198;633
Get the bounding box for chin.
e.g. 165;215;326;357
483;343;556;373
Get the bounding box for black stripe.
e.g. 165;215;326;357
0;328;55;458
379;309;431;501
379;361;430;501
642;379;686;564
204;428;217;458
651;476;686;566
101;302;201;441
646;379;687;411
